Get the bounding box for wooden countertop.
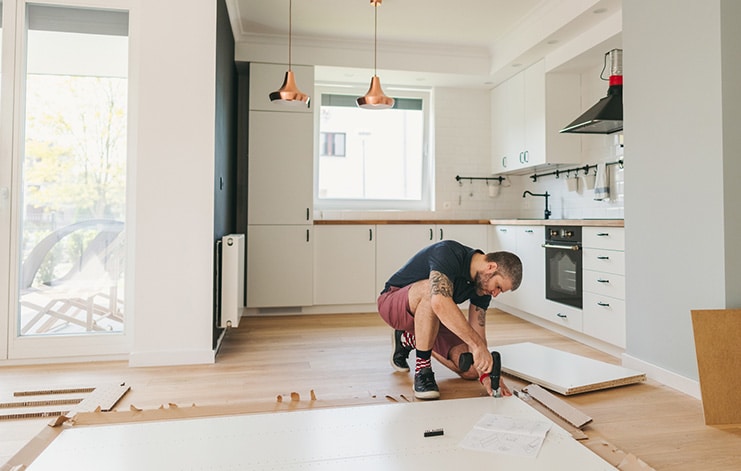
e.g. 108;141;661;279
314;219;492;225
489;219;624;227
314;219;624;227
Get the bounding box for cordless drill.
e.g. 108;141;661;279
459;350;502;397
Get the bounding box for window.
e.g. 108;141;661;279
315;86;430;210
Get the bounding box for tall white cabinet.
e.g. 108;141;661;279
246;62;315;308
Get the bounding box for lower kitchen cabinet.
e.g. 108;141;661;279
488;225;544;315
438;224;488;251
313;225;376;305
375;225;437;295
582;227;626;347
246;225;313;308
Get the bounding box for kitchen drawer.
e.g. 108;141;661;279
583;248;625;275
583;292;626;347
537;300;583;332
583;227;625;250
583;270;625;299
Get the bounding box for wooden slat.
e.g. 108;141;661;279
522;383;593;428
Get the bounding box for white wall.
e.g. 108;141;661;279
128;0;217;366
623;0;741;382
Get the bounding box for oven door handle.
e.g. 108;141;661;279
542;243;581;251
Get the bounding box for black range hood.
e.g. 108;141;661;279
560;49;623;134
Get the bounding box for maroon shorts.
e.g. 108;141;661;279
377;285;464;360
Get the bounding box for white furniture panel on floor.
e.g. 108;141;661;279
26;397;614;470
497;342;645;395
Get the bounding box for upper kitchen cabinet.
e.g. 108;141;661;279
249;62;314;113
491;60;582;174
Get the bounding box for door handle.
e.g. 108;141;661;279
369;228;373;241
597;301;611;307
597;256;610;260
597;279;610;283
556;313;567;318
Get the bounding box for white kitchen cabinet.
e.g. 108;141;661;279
246;225;313;308
512;226;546;315
437;224;488;251
375;225;436;294
582;227;626;347
491;60;582;174
487;225;517;253
248;111;313;225
313;225;376;305
489;225;544;313
374;224;488;295
248;62;313;113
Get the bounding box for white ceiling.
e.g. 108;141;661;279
230;0;543;50
227;0;623;88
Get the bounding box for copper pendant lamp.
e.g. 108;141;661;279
269;0;310;107
356;0;394;109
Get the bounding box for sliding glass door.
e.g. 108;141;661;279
1;1;131;359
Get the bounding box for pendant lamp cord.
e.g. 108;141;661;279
373;1;378;75
288;0;293;71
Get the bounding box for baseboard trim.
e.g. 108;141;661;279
129;348;216;367
621;353;701;399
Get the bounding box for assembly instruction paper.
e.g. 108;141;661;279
459;413;552;457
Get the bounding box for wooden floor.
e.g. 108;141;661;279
1;309;740;470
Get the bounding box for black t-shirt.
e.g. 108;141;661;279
383;240;492;310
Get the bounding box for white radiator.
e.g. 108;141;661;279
220;234;245;328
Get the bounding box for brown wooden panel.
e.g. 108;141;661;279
691;309;741;425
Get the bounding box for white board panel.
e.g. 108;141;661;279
497;342;646;395
26;397;614;470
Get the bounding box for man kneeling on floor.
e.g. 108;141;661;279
377;240;522;400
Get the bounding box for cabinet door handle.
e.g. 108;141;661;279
525;229;533;233
306;229;310;242
429;228;433;240
306;208;309;221
369;228;373;241
523;150;529;163
597;256;610;260
556;313;567;318
502;156;507;168
597;232;610;236
597;301;610;307
499;228;507;233
597;279;610;283
439;228;443;240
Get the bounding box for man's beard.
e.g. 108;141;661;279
474;270;495;295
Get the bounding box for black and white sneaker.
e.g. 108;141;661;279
414;367;440;400
391;330;413;372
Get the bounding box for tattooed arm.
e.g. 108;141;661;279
429;270;492;374
468;304;487;345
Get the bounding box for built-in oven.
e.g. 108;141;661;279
543;226;582;309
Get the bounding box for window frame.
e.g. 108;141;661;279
313;83;432;212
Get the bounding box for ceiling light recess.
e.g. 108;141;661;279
269;0;310;107
357;0;394;109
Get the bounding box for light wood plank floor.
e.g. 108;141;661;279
1;309;740;470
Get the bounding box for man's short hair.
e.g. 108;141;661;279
485;251;523;291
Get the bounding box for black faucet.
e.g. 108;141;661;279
522;190;551;219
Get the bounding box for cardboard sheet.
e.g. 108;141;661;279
691;309;741;426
